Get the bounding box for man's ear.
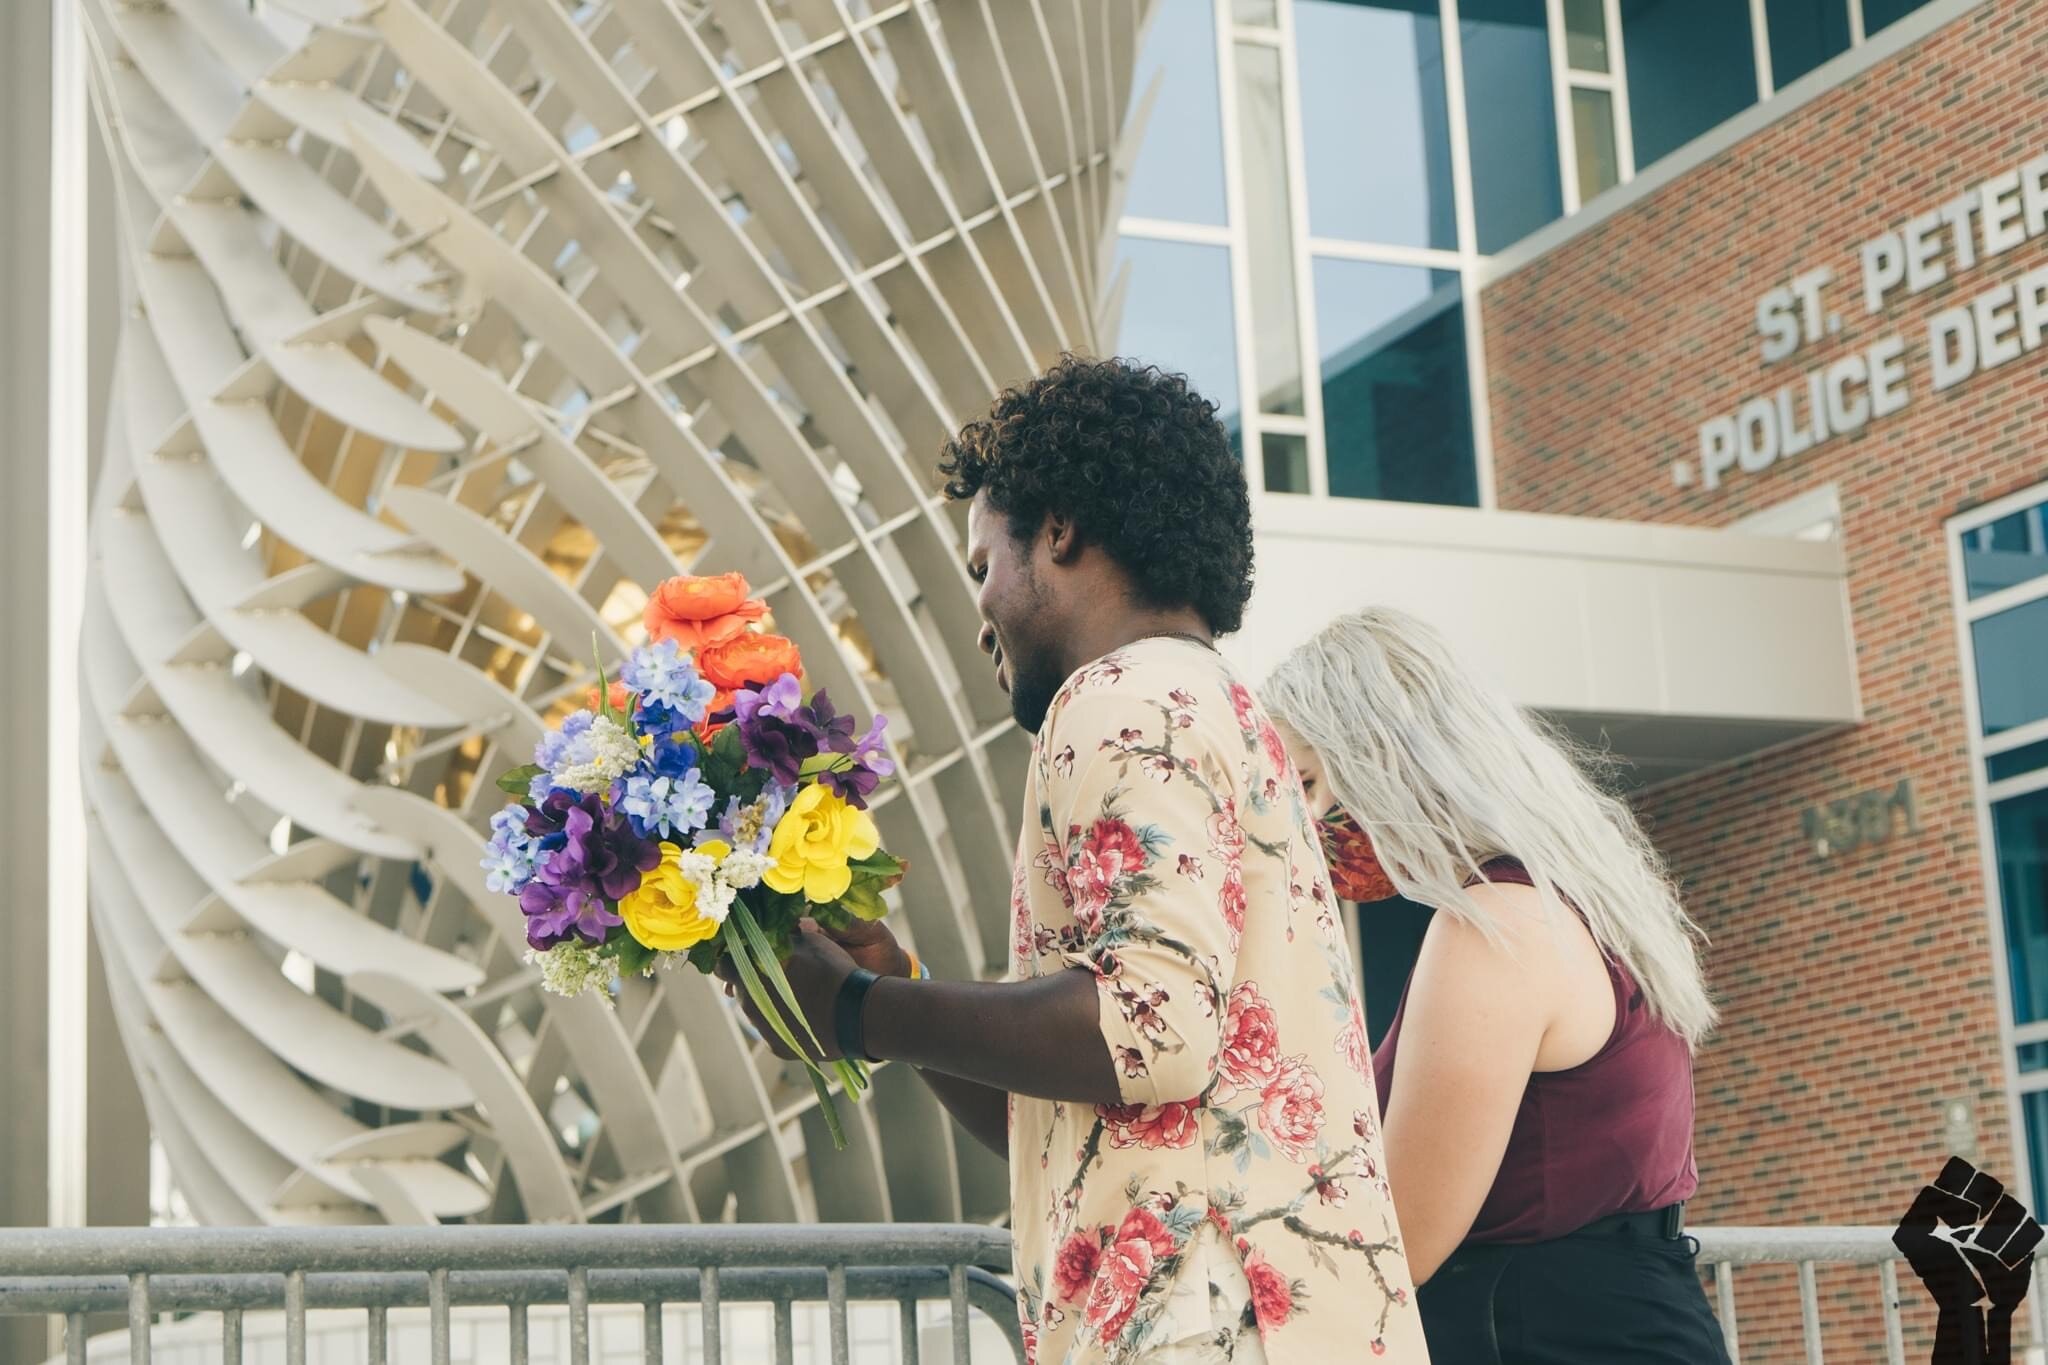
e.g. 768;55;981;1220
1045;512;1085;565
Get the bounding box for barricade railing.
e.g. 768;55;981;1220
0;1223;1024;1364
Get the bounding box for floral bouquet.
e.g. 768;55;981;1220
482;572;906;1148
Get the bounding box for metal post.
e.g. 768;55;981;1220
126;1272;148;1365
1798;1260;1824;1365
1715;1261;1740;1365
66;1312;85;1365
949;1264;971;1365
510;1301;529;1365
284;1269;306;1365
773;1293;794;1363
642;1298;662;1365
827;1263;850;1365
222;1308;241;1363
568;1266;590;1365
899;1295;921;1365
702;1265;722;1365
1878;1261;1905;1365
430;1267;451;1365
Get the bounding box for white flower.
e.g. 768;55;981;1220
551;714;642;795
696;876;736;924
528;943;612;999
677;848;720;889
720;848;770;891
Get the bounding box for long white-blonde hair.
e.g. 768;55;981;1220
1263;607;1717;1049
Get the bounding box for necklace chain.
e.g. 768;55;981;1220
1132;629;1216;652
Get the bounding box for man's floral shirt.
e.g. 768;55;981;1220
1007;639;1429;1363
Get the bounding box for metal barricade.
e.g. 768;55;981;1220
0;1223;1024;1364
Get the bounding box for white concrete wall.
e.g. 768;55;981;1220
1225;498;1860;780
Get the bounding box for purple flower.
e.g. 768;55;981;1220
517;794;659;949
732;674;824;787
818;713;896;809
696;781;795;856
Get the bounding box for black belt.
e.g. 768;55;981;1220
1574;1202;1687;1241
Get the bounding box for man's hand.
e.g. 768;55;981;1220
717;922;860;1062
823;917;915;981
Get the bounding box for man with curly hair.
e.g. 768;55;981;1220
730;357;1428;1363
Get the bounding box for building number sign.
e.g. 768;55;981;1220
1803;778;1920;859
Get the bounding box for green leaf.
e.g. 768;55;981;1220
836;879;888;923
730;903;829;1061
848;849;907;890
798;752;842;778
725;929;847;1150
496;764;544;797
611;931;656;980
592;635;621;726
686;939;724;976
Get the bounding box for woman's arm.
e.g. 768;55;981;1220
1381;883;1554;1284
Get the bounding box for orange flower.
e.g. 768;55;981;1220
699;633;803;692
584;680;633;713
642;573;767;653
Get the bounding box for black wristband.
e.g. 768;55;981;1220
834;967;881;1063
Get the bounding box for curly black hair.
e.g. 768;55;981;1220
937;355;1255;635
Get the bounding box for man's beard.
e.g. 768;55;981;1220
1009;656;1062;734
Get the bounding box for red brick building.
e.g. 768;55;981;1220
1480;0;2048;1352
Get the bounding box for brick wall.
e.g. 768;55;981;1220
1481;0;2048;1355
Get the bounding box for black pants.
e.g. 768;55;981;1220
1416;1227;1733;1364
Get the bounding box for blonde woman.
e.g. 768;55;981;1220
1264;608;1730;1365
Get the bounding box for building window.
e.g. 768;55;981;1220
1953;484;2048;1214
1972;598;2048;738
1111;237;1241;423
1296;0;1458;251
1461;0;1564;253
1766;0;1853;87
1314;259;1477;505
1620;0;1759;167
1862;0;1936;33
1126;0;1228;226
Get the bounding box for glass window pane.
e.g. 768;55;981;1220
1564;0;1611;71
1992;739;2048;785
1996;788;2048;1027
2023;1089;2048;1215
1112;237;1241;424
1766;0;1852;87
1237;41;1306;415
1314;258;1478;506
1125;0;1228;225
1571;86;1621;202
1965;503;2048;599
1235;0;1279;23
1262;432;1310;494
1297;1;1458;251
1462;0;1565;254
1621;0;1760;169
1862;0;1932;33
1974;596;2048;737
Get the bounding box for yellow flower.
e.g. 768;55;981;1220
763;785;879;903
618;843;720;952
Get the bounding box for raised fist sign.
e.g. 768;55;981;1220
1892;1156;2043;1365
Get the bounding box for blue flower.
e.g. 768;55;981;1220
482;805;544;894
618;768;717;840
697;781;795;855
622;639;718;730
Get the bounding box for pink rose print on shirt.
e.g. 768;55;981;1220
1219;871;1247;952
1019;1319;1038;1365
1336;1001;1371;1081
1052;1229;1103;1304
1084;1206;1178;1343
1259;719;1290;778
1217;982;1282;1100
1257;1055;1327;1164
1228;682;1258;738
1099;1100;1201;1152
1011;862;1035;966
1067;817;1148;933
1241;1243;1296;1336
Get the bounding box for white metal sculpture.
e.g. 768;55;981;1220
83;0;1145;1227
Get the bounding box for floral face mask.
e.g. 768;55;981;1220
1317;805;1397;904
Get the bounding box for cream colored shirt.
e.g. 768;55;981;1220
1006;639;1429;1364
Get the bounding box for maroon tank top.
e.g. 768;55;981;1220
1370;859;1699;1244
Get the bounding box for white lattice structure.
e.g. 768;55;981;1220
82;0;1144;1228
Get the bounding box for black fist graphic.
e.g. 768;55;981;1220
1893;1157;2042;1365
